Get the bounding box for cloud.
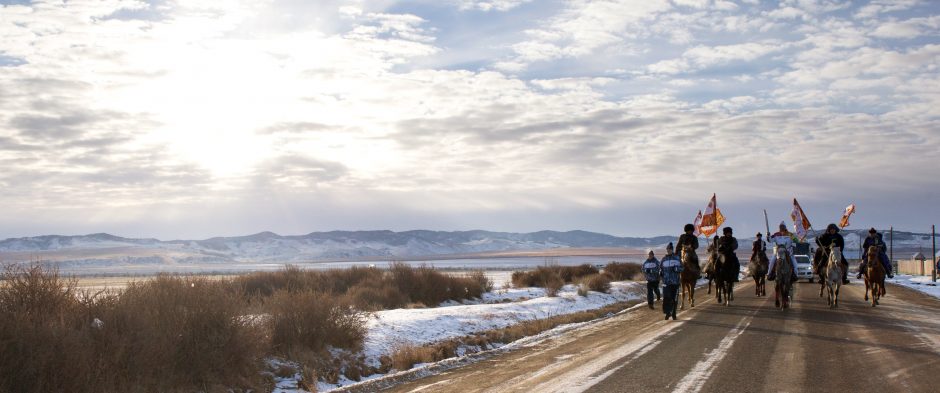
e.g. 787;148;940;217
648;41;787;74
870;15;940;39
0;0;938;238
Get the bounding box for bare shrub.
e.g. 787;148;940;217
511;264;599;290
542;272;564;297
107;275;268;390
579;274;612;294
0;265;267;393
603;262;642;281
269;289;367;353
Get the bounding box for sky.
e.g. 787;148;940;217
0;0;938;240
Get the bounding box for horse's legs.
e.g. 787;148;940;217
680;284;685;310
707;277;712;294
864;279;870;301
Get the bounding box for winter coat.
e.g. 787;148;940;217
717;235;738;256
642;257;661;282
815;232;846;263
861;234;888;260
676;233;699;253
661;254;683;286
752;239;766;254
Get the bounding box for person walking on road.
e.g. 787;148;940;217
661;242;683;321
642;249;662;309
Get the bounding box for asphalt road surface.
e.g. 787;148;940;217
382;280;940;393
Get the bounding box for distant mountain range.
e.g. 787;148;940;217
0;229;933;269
0;230;675;266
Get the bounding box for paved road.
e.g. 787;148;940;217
384;280;940;393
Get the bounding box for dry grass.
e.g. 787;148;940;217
602;262;641;281
0;264;268;393
578;273;612;295
511;264;599;295
233;263;491;310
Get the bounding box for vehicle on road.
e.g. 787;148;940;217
794;242;814;282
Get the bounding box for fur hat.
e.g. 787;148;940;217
827;223;839;233
684;223;695;232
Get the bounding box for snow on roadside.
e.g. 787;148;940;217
888;275;940;299
272;281;642;392
360;281;641;368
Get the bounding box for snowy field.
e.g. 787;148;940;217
271;281;644;392
887;275;940;300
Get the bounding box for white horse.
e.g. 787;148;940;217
825;245;842;308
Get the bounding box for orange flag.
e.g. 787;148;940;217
700;194;725;237
839;204;856;228
790;198;812;241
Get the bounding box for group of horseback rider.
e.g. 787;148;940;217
642;222;895;316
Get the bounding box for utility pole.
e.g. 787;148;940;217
932;224;936;283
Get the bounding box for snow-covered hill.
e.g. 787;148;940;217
0;230;675;266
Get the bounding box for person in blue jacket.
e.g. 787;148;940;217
661;242;683;321
642;249;661;309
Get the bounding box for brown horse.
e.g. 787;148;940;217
774;246;793;309
680;244;700;310
864;245;886;307
748;251;768;297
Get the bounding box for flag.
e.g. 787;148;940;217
700;194;725;237
692;210;703;237
790;198;812;241
839;204;856;228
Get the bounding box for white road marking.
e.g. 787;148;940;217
671;305;759;393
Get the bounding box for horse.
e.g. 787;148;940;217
702;244;717;294
679;244;700;310
747;250;768;297
715;252;736;306
825;244;843;308
814;247;828;298
864;245;886;307
773;246;793;309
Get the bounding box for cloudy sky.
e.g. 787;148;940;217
1;0;938;240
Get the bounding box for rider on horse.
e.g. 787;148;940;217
751;232;768;263
815;223;850;284
717;227;740;282
752;232;767;263
676;224;700;270
858;228;894;279
767;222;799;281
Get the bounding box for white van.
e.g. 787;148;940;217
794;242;814;282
